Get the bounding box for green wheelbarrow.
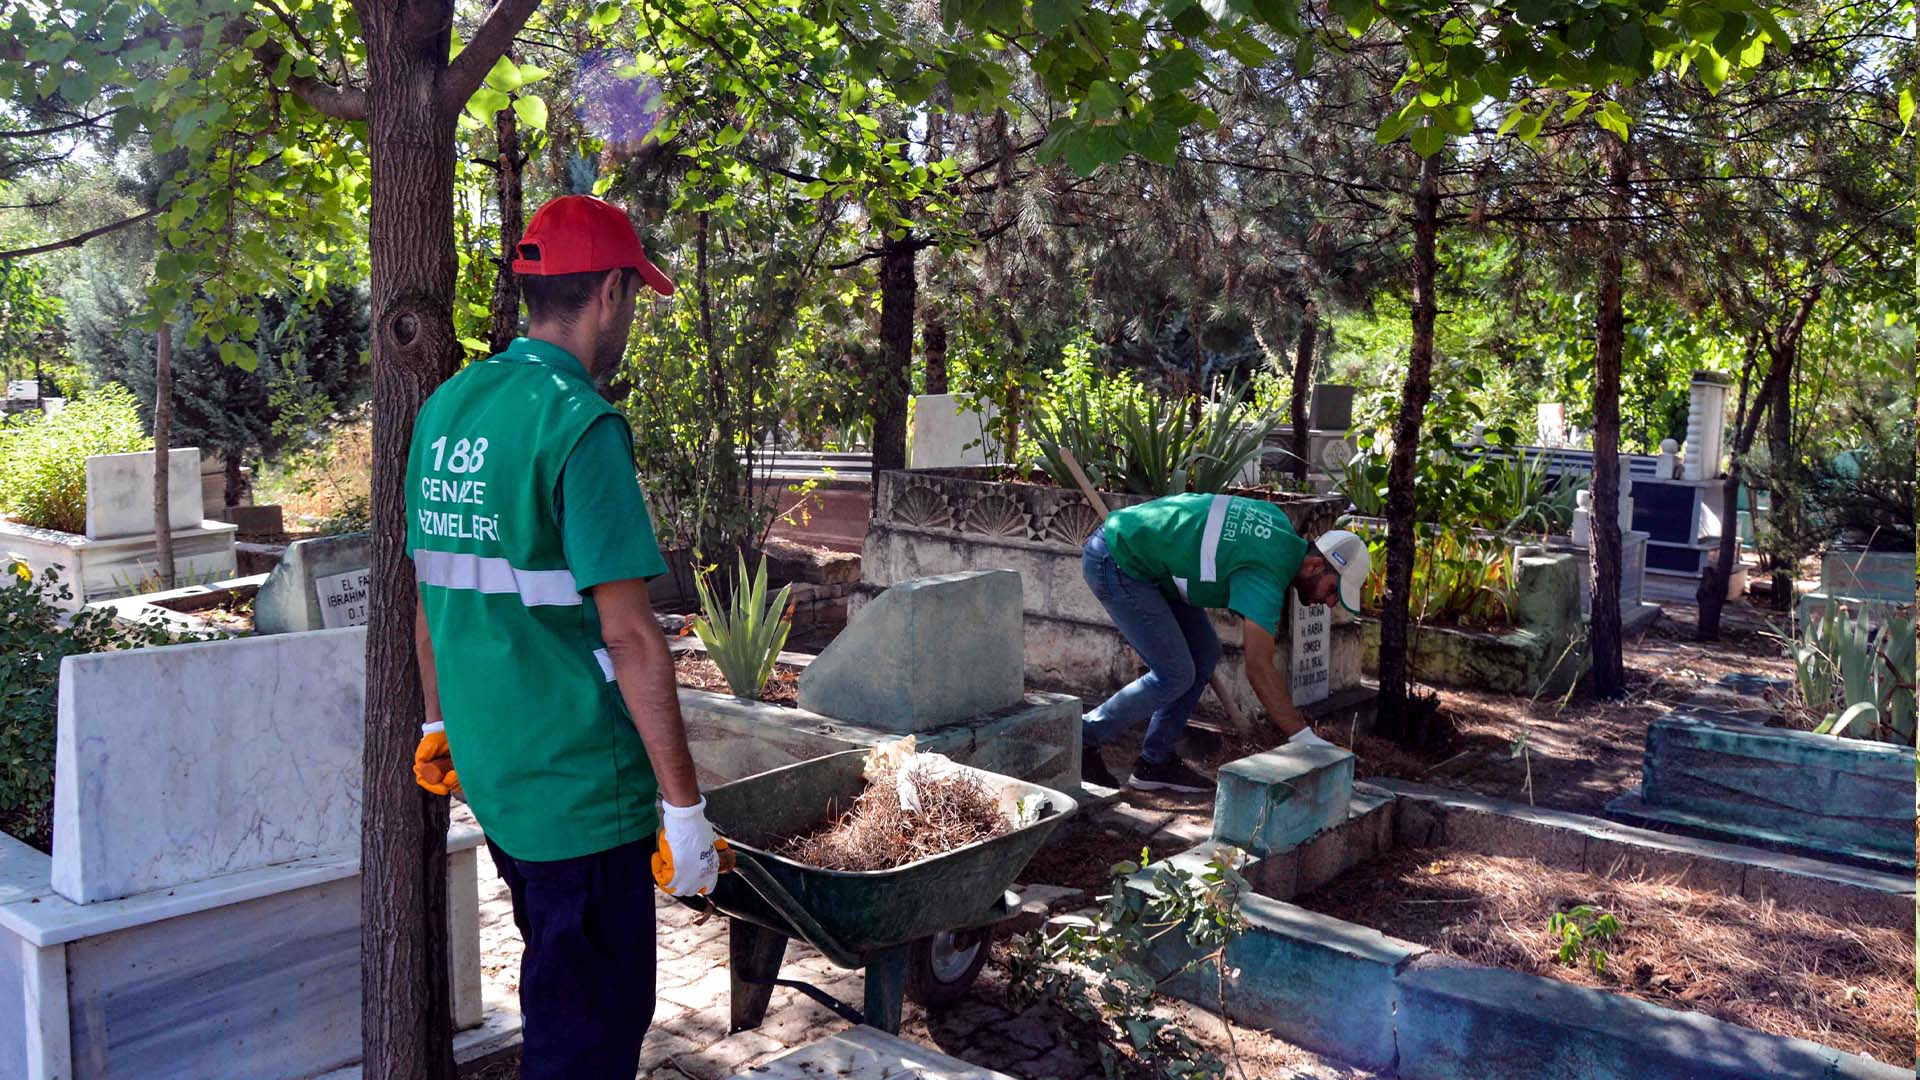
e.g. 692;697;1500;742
678;749;1077;1034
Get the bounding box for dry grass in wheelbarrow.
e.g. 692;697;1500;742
776;763;1011;872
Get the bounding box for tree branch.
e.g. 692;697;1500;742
440;0;545;114
234;24;368;121
0;109;123;139
0;208;160;260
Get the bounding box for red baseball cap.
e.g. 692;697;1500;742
511;195;674;296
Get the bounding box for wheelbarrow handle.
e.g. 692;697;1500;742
729;851;865;970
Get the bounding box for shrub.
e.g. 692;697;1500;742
1030;385;1280;498
1793;608;1917;746
691;552;794;700
0;385;150;533
0;561;188;851
1354;526;1517;629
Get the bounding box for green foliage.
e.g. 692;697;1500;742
1337;443;1582;539
1548;905;1620;973
1353;525;1518;628
1007;848;1249;1079
1482;453;1584;536
1798;609;1917;746
0;564;190;849
0;384;149;533
691;552;794;701
0;261;63;387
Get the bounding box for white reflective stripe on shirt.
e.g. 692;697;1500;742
1198;494;1232;583
1172;576;1191;601
593;648;615;682
412;549;582;607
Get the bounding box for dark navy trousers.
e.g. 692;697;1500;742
488;837;658;1080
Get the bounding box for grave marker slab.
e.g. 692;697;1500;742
84;448;204;540
255;531;372;634
1289;597;1331;707
908;393;1000;469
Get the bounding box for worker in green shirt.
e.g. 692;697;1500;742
405;195;714;1080
1081;493;1370;793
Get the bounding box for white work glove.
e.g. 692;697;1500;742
656;796;721;897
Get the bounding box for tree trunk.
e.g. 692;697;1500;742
924;314;948;395
1698;355;1755;640
152;321;175;589
488;102;524;354
1288;302;1317;487
1376;153;1441;739
1589;140;1630;699
360;7;459;1078
1764;348;1795;610
224;452;245;510
872;236;916;506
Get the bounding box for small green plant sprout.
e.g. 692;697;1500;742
1007;846;1251;1080
1548;905;1621;973
690;551;794;701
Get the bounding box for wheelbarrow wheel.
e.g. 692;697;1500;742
907;928;989;1009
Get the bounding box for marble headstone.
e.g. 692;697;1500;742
1288;596;1331;707
909;393;1000;469
254;531;373;634
84;448;205;540
52;627;367;904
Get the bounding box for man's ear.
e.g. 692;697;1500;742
600;268;627;310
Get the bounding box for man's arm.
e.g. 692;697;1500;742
415;598;443;727
592;577;701;808
1241;618;1308;738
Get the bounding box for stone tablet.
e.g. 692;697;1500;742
798;569;1025;732
909;393;1000;469
254;531;372;634
1289;596;1331;707
84;448;204;540
52;627;367;904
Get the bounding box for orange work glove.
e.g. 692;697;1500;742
413;722;460;796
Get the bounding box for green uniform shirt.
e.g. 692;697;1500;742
407;337;669;862
1104;493;1307;636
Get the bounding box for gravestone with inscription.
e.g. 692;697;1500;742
254;531;373;635
1288;596;1331;707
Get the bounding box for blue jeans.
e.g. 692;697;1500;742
489;837;658;1080
1082;530;1221;765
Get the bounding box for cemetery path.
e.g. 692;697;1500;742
460;805;1374;1079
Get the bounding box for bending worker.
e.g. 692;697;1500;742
1081;492;1370;793
407;195;719;1079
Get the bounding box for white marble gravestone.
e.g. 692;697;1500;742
1288;596;1331;707
83;448;205;540
909;393;1000;469
52;627;366;904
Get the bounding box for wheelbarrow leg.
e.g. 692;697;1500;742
728;920;789;1033
862;943;911;1034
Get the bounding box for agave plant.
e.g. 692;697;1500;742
690;552;794;701
1801;608;1918;746
1482;453;1585;536
1030;385;1276;498
1187;400;1283;493
1031;382;1118;492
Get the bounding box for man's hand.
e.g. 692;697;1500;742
413;722;460;796
653;796;721;896
1241;618;1308;739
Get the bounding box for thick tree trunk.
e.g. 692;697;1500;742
1589;141;1630;699
1765;350;1795;610
360;6;458;1078
488;102;524;354
1288;302;1317;487
152;322;175;588
1376;154;1441;739
925;314;948;395
872;236;916;506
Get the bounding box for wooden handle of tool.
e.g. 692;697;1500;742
1055;449;1254;734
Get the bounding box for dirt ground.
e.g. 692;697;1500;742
673;652;802;706
1295;849;1914;1068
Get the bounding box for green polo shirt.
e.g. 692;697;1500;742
408;337;669;862
1104;493;1307;635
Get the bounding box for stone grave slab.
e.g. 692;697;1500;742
52;627;367;903
254;531;372;634
797;569;1024;732
1289;597;1331;707
908;392;1000;469
730;1025;1017;1080
84;448;205;540
1212;743;1355;856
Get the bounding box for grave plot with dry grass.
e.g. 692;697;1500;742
1295;849;1914;1068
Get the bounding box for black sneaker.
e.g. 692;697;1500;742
1082;746;1122;790
1127;756;1214;794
